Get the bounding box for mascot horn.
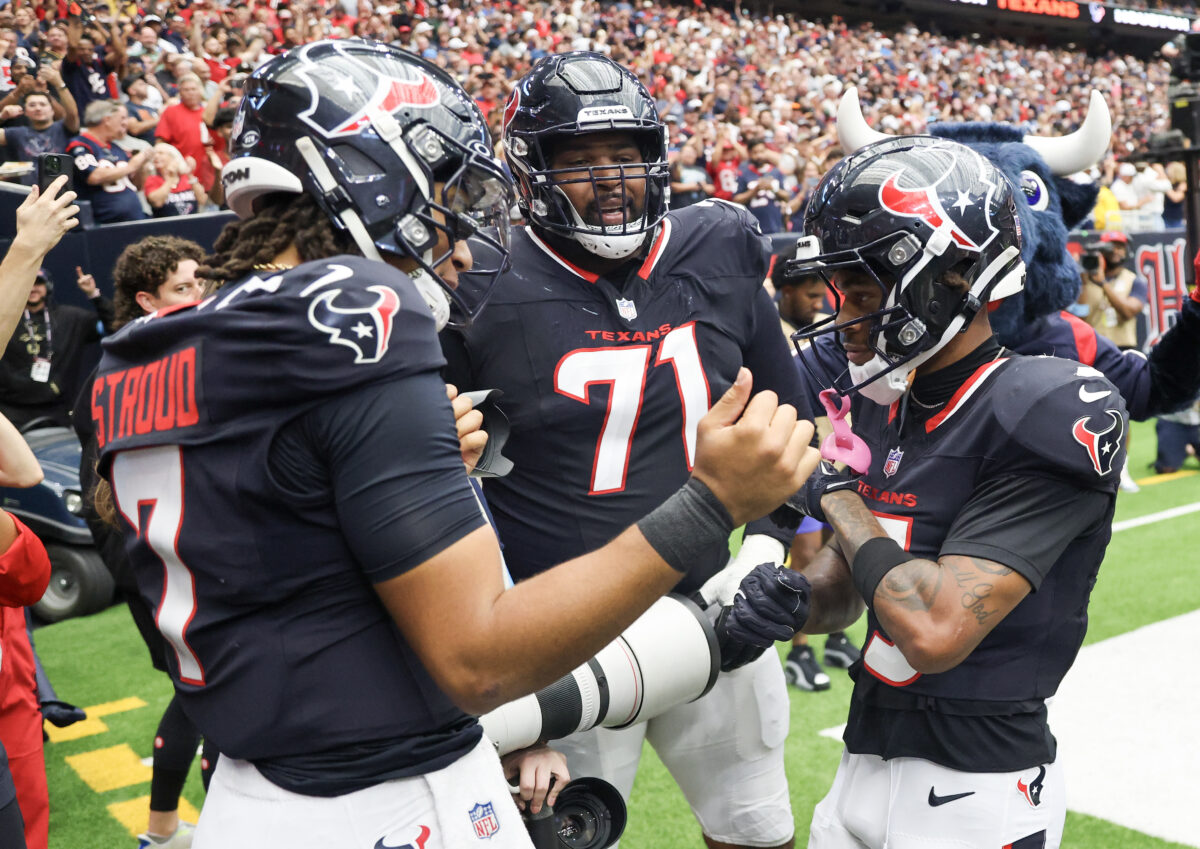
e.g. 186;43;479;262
838;87;1109;345
835;88;1200;420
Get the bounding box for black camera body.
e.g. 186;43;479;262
523;777;627;849
1080;242;1106;273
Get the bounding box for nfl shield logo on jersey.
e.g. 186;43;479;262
883;447;903;477
615;298;638;321
469;802;500;839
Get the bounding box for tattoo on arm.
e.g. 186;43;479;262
877;558;943;612
876;555;1014;625
823;490;1022;635
945;555;1013;625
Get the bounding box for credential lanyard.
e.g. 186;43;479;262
23;309;50;362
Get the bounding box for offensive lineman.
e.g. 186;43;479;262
443;53;807;849
784;137;1126;849
90;41;817;849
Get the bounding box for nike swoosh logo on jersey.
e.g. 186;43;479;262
928;788;975;806
1078;386;1112;403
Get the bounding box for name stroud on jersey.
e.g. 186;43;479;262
91;345;201;448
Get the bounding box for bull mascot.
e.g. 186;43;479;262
836;88;1200;420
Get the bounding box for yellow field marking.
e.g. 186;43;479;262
66;744;152;793
44;696;147;744
108;796;201;837
1136;469;1199;487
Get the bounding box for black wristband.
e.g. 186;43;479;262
851;536;912;604
637;477;735;574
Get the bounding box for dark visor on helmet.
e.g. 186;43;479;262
395;135;515;328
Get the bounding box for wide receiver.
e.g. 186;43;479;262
785;136;1126;849
90;40;817;849
443;52;808;849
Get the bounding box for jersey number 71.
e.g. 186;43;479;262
554;323;709;495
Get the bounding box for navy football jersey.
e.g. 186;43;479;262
839;354;1127;771
66;132;147;224
94;256;484;785
443;201;806;592
1009;310;1152;420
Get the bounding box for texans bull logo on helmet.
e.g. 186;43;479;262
291;41;444;139
877;145;1001;252
307;283;401;365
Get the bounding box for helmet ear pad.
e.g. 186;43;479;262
887;262;981;357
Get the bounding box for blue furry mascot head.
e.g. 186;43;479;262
837;90;1112;345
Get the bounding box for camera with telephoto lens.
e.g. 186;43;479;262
522;777;626;849
1079;243;1105;273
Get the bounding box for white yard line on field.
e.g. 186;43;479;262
1112;501;1200;533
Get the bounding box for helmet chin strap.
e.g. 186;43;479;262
296;134;453;331
561;190;649;260
409;268;451;330
849;358;912;406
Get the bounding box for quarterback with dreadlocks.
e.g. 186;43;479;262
89;40;817;849
443;52;811;849
782;136;1126;849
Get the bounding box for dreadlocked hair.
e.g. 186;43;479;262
198;193;359;291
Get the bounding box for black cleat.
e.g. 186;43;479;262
784;645;831;691
823;632;862;670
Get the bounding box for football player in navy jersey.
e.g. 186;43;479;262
90;41;817;849
442;52;809;849
782;137;1127;849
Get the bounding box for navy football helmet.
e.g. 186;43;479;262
786;136;1025;403
222;39;514;328
502;52;669;260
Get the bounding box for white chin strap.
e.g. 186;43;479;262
296;134;452;332
849;357;912;406
410;269;451;331
565;204;649;260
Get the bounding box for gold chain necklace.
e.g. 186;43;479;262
252;262;296;271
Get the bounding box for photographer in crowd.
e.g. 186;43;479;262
1076;232;1147;352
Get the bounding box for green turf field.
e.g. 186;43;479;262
35;419;1200;848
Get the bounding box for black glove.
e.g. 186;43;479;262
40;699;87;728
770;460;860;529
714;563;812;672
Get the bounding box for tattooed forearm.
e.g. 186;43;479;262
877;559;943;612
947;555;1013;625
822;490;892;558
821;491;1030;672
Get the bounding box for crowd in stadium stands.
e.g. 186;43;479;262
0;0;1186;233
